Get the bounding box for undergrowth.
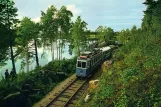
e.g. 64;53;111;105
0;57;76;107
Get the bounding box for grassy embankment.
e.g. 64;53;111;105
0;57;76;107
78;30;161;107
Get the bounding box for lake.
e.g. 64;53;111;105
0;44;74;79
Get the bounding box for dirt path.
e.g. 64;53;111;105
33;74;76;107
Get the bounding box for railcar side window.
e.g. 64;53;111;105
93;59;94;64
77;61;81;67
82;62;86;68
87;61;90;67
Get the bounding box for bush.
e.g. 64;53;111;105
0;57;76;107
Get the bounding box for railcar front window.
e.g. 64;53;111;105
82;62;86;68
77;61;81;67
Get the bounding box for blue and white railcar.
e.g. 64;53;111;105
76;46;112;78
76;49;102;78
76;51;91;78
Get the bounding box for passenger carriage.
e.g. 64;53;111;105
76;46;112;78
100;46;112;60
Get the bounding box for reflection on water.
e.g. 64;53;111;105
0;44;74;79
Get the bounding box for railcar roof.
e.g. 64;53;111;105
100;46;111;52
77;58;88;61
81;51;92;55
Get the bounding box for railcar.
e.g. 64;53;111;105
100;46;112;60
76;46;111;78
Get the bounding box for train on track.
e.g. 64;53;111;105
76;46;113;78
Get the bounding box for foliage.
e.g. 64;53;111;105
80;1;161;106
40;5;58;46
0;57;76;106
42;57;76;74
0;24;9;66
0;0;18;27
95;26;115;43
16;17;40;71
40;5;73;60
72;16;88;55
3;0;161;107
0;0;18;66
57;6;73;41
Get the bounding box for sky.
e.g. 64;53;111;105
14;0;146;31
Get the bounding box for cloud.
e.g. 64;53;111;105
109;22;134;25
14;0;145;31
32;17;40;23
16;11;25;20
66;4;81;15
102;15;143;20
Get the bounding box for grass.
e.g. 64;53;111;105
0;57;76;107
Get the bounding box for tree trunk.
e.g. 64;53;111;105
59;34;61;69
9;40;16;74
7;0;16;74
59;39;60;61
77;31;80;56
53;42;54;60
34;39;39;67
26;45;29;72
78;45;80;56
51;41;54;61
56;40;58;60
77;38;80;56
61;43;63;60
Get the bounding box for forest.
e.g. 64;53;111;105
1;0;161;107
79;0;161;107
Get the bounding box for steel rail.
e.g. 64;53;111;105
63;80;87;107
46;78;87;107
46;78;77;107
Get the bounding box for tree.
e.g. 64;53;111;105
72;16;87;56
142;0;158;31
57;6;73;40
40;5;73;60
104;27;115;42
32;23;40;67
0;24;9;66
151;0;161;35
0;0;18;73
95;26;115;43
56;6;73;60
95;25;104;32
16;17;40;71
40;5;58;61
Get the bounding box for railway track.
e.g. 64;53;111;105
46;78;88;107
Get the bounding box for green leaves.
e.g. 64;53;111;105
16;17;40;71
122;68;138;82
40;5;58;41
114;89;128;107
79;1;161;107
0;0;18;27
0;0;18;66
95;26;115;43
58;6;73;39
142;0;160;32
72;16;88;55
17;17;35;44
40;5;73;61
